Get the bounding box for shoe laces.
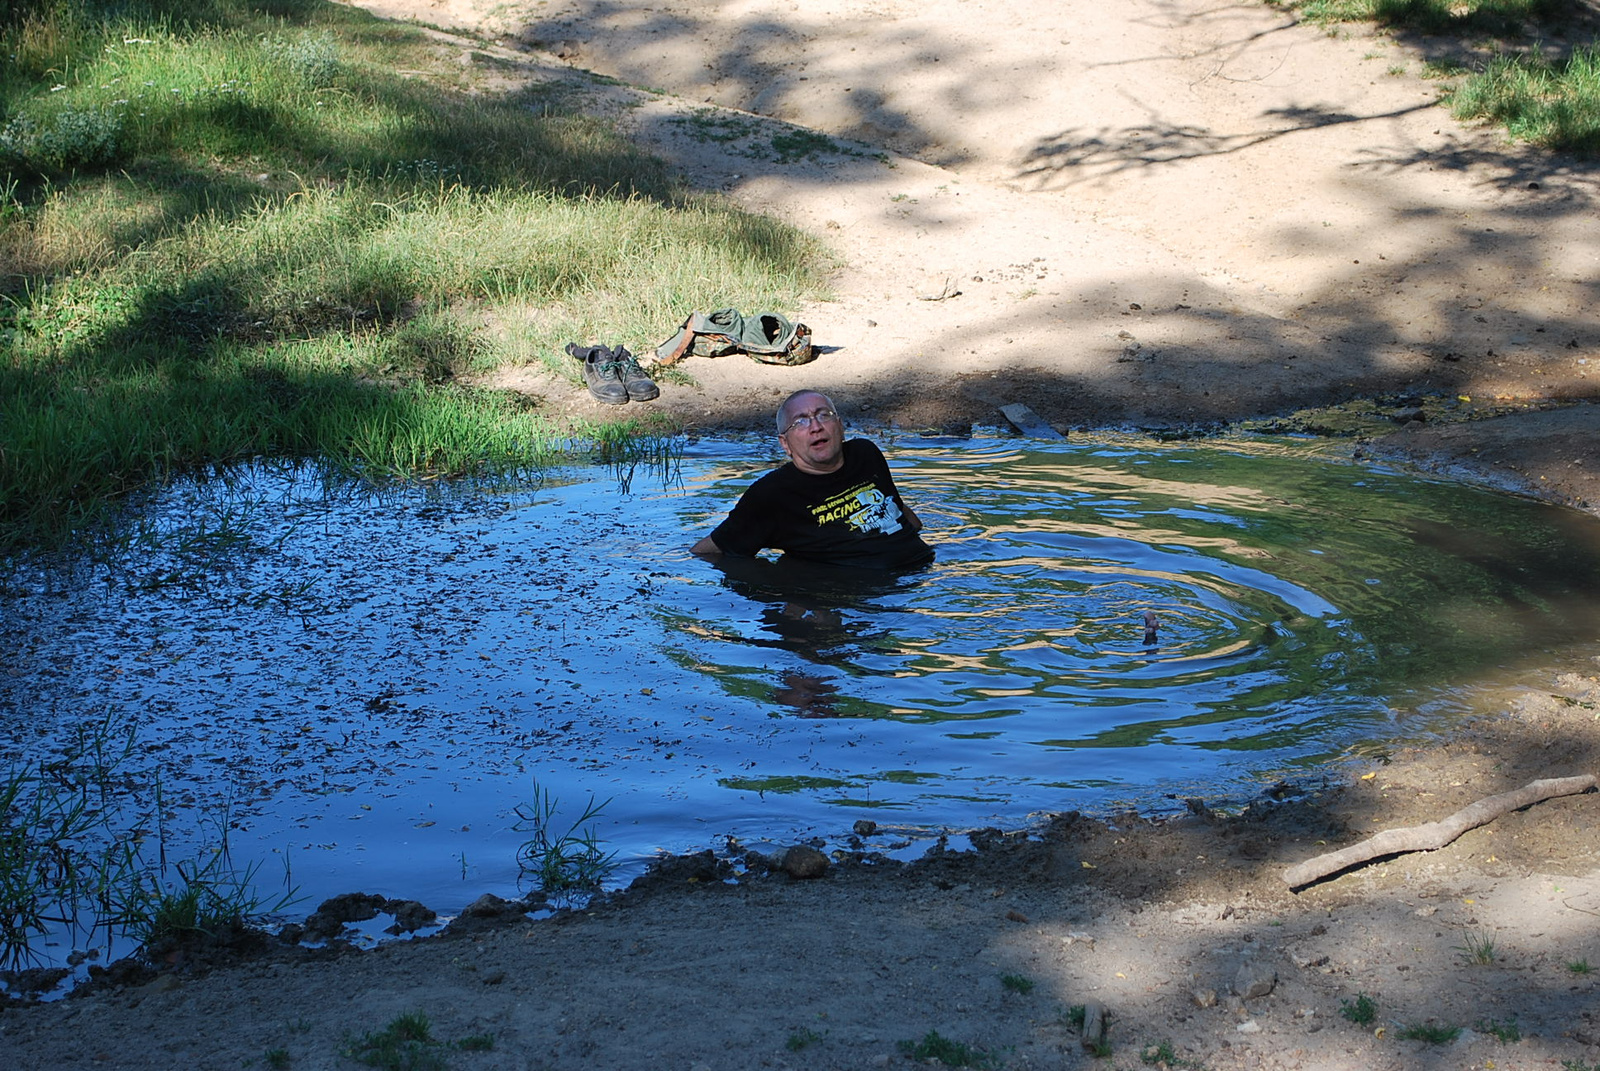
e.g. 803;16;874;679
614;346;651;380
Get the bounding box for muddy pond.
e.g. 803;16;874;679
5;430;1600;981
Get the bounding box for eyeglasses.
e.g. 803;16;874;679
781;408;839;435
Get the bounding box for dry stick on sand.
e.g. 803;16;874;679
1282;774;1597;890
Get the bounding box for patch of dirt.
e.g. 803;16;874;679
402;0;1600;515
4;3;1599;1067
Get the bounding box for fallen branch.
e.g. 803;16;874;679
1282;774;1596;890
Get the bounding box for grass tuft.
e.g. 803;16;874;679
1396;1021;1462;1044
1340;992;1378;1024
512;779;617;897
896;1030;996;1068
344;1011;444;1071
1455;927;1499;965
1000;972;1035;994
1449;47;1600;154
785;1027;824;1051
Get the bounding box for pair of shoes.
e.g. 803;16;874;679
564;342;658;403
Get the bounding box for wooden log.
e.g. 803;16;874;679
1282;774;1596;890
1079;1001;1107;1051
999;403;1064;439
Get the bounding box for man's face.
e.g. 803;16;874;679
778;392;845;475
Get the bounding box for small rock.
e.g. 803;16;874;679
303;891;388;939
853;819;878;837
1237;1020;1262;1034
461;893;519;918
385;899;437;934
1232;959;1278;1000
781;845;830;879
1191;988;1217;1009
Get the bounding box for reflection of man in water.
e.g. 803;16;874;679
691;389;933;570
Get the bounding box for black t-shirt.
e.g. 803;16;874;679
709;439;934;570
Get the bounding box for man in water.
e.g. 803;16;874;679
691;389;933;570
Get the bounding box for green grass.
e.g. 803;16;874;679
1476;1015;1521;1042
785;1027;825;1051
511;778;617;898
1569;957;1594;974
0;0;830;554
1289;0;1573;34
1455;927;1499;965
345;1011;443;1071
1000;972;1035;994
1396;1021;1462;1044
0;711;297;967
1339;992;1378;1024
1277;0;1600;156
896;1030;996;1069
1449;47;1600;154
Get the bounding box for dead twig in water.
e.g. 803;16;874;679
1282;774;1597;890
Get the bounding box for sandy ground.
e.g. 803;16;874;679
4;2;1600;1068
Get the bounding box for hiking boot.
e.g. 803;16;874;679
613;344;659;402
581;346;629;404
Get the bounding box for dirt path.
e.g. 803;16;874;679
3;4;1599;1068
372;0;1596;513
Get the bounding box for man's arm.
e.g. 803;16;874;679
691;535;723;556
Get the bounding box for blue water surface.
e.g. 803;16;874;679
5;431;1600;965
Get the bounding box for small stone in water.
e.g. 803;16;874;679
781;845;830;879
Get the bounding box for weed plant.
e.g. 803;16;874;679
343;1011;492;1069
785;1027;825;1051
1396;1021;1462;1043
1339;992;1378;1024
896;1030;996;1069
512;779;617;897
0;0;829;554
0;712;294;968
1000;972;1035;994
1456;927;1499;965
1569;957;1594;974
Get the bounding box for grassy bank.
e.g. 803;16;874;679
1283;0;1600;154
0;0;829;553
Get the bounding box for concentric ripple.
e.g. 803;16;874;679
4;432;1600;943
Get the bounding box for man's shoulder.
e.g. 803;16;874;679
843;437;885;463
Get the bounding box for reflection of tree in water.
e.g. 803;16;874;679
707;555;925;718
